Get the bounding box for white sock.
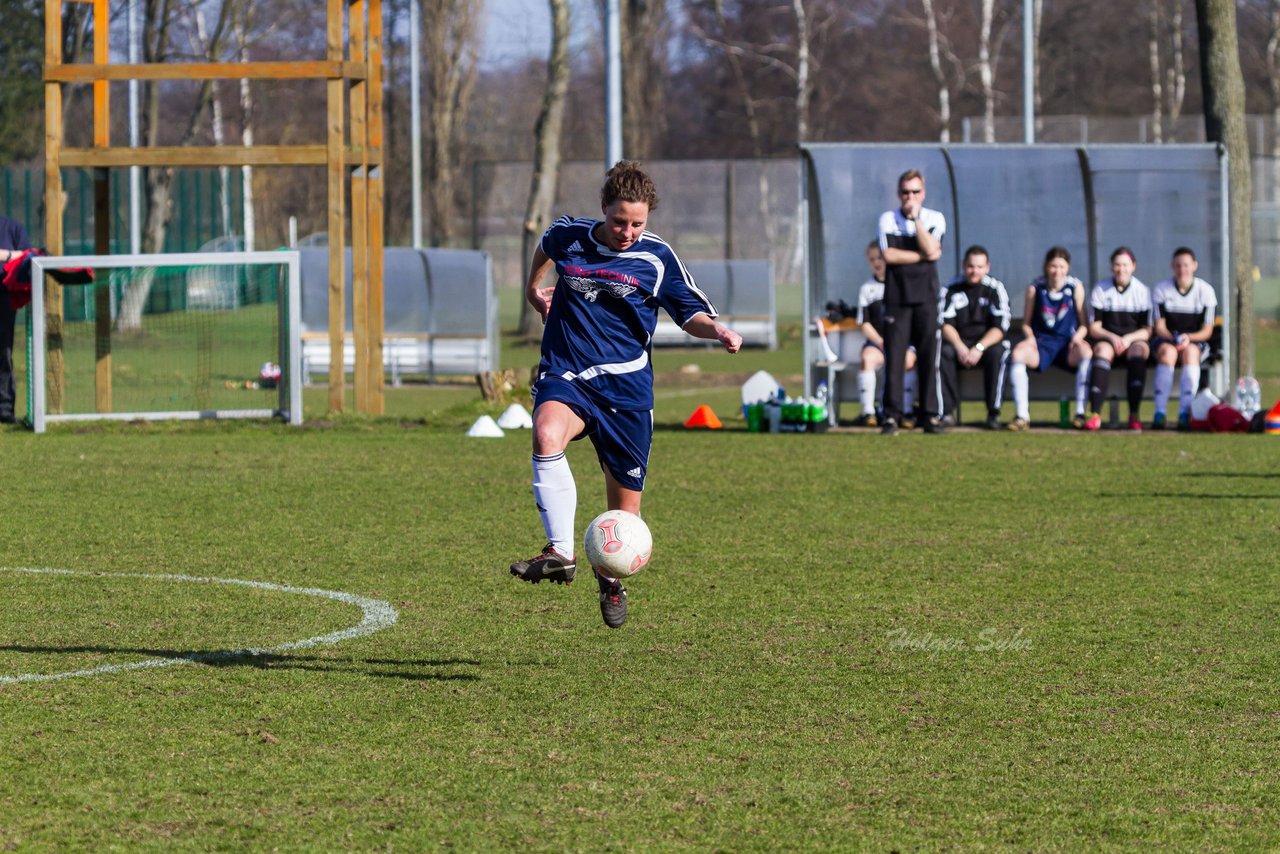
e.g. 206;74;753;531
1075;357;1091;415
858;369;877;414
1153;364;1174;417
1010;361;1030;420
532;452;576;558
903;370;917;415
1180;365;1201;415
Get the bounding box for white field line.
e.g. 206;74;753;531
0;567;399;685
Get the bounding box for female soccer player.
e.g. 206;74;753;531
1006;246;1093;430
509;161;743;628
1087;247;1153;431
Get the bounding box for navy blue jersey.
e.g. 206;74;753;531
538;216;716;410
0;216;33;253
1029;276;1084;341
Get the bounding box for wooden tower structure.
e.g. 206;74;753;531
43;0;385;415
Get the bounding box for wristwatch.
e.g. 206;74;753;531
974;342;986;352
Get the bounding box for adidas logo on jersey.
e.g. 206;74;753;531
626;467;642;478
567;240;584;255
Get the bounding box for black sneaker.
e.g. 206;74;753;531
510;544;577;585
923;416;948;434
879;417;899;436
985;414;1002;430
596;571;628;628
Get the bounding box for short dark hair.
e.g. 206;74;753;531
1110;246;1136;264
867;239;881;252
963;245;989;263
601;160;659;210
1044;245;1071;267
1172;246;1197;261
897;169;924;189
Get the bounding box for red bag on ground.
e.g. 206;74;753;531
1208;403;1250;433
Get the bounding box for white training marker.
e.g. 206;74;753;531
0;567;399;685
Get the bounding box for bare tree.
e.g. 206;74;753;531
1267;0;1280;157
921;0;956;141
1148;0;1188;142
518;0;571;340
977;0;995;141
622;0;669;158
1195;0;1253;378
422;0;482;246
118;0;244;332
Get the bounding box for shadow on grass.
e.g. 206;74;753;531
1098;492;1279;500
1180;472;1279;479
0;646;480;682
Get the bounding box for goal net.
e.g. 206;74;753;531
26;251;301;432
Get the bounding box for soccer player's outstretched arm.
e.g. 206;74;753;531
684;312;743;353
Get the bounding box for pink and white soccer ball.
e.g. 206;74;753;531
583;510;653;578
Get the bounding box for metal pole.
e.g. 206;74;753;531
128;0;142;253
410;0;423;248
604;0;623;168
1022;0;1034;144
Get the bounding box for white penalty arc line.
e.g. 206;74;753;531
0;567;399;685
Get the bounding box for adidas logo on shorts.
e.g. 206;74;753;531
626;467;642;478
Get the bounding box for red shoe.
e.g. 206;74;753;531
1083;412;1102;431
1127;415;1143;432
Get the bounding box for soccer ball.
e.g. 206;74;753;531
583;510;653;578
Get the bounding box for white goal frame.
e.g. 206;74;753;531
29;251;303;433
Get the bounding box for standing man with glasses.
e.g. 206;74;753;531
877;169;947;435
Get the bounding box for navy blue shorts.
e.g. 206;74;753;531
1035;336;1075;373
533;376;652;492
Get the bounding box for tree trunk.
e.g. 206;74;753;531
518;0;571;341
238;14;255;252
922;0;951;142
1166;1;1186;138
793;0;810;144
1195;0;1253;379
1149;0;1165;142
978;0;995;142
118;0;238;333
622;0;667;159
423;0;481;247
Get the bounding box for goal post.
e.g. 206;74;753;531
27;251;303;433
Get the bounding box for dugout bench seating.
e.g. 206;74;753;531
298;247;498;384
813;320;1225;424
652;259;777;348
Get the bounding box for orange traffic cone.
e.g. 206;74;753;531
684;404;723;429
1265;400;1280;434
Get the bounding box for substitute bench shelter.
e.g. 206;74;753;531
800;143;1231;416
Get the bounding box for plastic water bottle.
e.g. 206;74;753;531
1235;376;1262;419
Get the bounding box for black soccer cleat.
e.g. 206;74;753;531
879;417;899;436
510;544;577;585
596;571;628;628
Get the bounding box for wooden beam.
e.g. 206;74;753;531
327;0;346;414
45;61;368;83
93;0;109;147
45;0;65;415
59;145;380;168
368;0;386;415
350;0;370;414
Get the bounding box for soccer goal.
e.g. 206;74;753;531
27;251;302;433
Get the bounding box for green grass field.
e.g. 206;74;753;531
1;304;1278;850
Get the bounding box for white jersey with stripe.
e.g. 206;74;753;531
1153;276;1217;335
538;216;716;410
1089;277;1152;336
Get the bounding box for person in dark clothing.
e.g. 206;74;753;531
876;169;946;435
939;245;1011;429
0;216;35;424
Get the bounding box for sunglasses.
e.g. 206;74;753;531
899;188;924;196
